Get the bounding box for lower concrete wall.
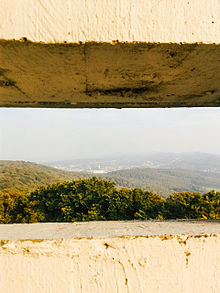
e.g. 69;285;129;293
0;222;219;293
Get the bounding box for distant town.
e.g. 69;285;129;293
46;152;220;174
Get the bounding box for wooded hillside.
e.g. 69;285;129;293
0;177;219;223
1;161;220;196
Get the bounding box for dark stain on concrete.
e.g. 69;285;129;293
0;40;219;108
86;85;157;97
184;250;191;267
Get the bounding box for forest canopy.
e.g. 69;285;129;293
0;177;219;223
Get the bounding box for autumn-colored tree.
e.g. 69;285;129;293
0;178;219;223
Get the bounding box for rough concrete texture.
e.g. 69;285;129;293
1;0;219;43
0;0;220;108
0;41;220;108
1;221;220;240
0;221;220;293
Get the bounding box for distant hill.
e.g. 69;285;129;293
1;160;220;197
45;152;220;174
0;160;87;193
101;168;220;197
144;152;220;173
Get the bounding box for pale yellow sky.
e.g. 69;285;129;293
0;108;220;162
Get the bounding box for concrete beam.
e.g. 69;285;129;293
0;0;219;108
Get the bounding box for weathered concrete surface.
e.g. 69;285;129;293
0;0;219;108
1;221;220;240
0;41;219;108
0;220;220;240
0;221;220;293
1;0;219;43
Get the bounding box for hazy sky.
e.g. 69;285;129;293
0;107;220;162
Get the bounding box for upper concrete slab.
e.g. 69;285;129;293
0;0;219;108
1;0;219;44
1;41;219;108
